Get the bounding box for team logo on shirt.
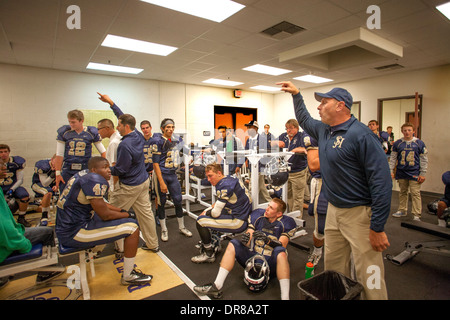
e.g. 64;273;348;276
333;136;345;149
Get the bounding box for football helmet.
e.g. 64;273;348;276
427;199;439;214
264;156;290;187
244;254;270;292
192;152;217;179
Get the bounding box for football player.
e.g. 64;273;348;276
194;198;296;300
31;155;57;226
191;163;252;263
304;135;328;266
55;157;153;285
152;118;192;241
390;122;428;220
0;144;30;227
54;110;106;192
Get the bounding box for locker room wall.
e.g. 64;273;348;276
273;64;450;194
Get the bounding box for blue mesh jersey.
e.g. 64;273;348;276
247;208;297;257
152;135;187;175
214;176;252;221
1;156;26;192
55;169;109;243
56;125;102;171
391;137;428;180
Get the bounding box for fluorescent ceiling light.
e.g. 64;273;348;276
87;62;143;74
294;75;333;83
140;0;245;23
436;1;450;20
101;34;177;56
243;64;292;76
203;78;243;86
250;85;281;92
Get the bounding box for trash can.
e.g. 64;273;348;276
297;270;364;300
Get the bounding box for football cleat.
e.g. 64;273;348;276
121;269;153;286
193;283;223;299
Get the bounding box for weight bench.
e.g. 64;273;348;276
0;243;63;279
387;220;450;265
0;242;96;300
58;243;97;300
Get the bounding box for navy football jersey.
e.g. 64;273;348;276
152;135;185;174
214;176;252;221
32;159;55;187
1;156;26;192
56;125;102;171
248;208;297;257
55;170;109;242
392;137;428;180
143;134;160;173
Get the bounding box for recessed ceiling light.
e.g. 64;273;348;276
101;34;177;56
140;0;245;23
87;62;143;74
243;64;292;76
250;85;281;92
203;78;243;86
436;1;450;20
294;75;333;83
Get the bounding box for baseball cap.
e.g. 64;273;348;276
244;120;259;128
314;88;353;109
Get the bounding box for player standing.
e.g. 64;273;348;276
54;110;106;192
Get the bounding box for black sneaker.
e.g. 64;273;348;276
193;283;223;299
121;269;153;286
17;215;31;227
36;269;65;284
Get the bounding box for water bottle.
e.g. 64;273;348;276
305;262;314;279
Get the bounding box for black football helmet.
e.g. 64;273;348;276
264;156;290;187
192;152;217;179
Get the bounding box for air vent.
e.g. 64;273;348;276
374;63;404;71
261;21;306;39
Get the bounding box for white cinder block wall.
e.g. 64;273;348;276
0;63;449;196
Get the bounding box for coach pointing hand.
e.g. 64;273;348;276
277;81;391;300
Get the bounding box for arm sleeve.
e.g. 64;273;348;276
10;170;24;191
211;200;226;218
94;141;106;154
39;173;54;187
56;141;65;157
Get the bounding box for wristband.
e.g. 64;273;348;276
56;170;61;176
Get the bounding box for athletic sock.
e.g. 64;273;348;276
214;267;229;290
279;278;290;300
123;257;135;279
159;218;167;231
177;217;185;229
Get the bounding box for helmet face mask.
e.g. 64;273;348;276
244;254;270;292
264;156;290;187
192;153;217;179
427;199;439;214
